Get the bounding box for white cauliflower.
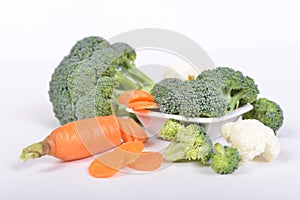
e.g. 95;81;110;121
221;119;281;162
163;64;200;81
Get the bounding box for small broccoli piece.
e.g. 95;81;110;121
211;143;240;174
164;124;212;165
49;36;155;125
160;119;182;140
151;78;186;115
197;67;259;112
243;98;284;132
179;79;228;118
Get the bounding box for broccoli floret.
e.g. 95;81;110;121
197;67;259;112
151;78;186;115
68;36;110;60
49;36;155;124
160;119;182;140
242;98;284;132
211;143;240;174
164;124;212;165
151;77;228;118
179;79;228;118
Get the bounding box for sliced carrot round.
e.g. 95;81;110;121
116;141;144;167
128;101;159;111
88;151;124;178
128;152;163;171
118;90;155;106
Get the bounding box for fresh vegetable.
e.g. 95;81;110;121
151;66;258;118
127;101;159;111
160;119;181;140
128;152;163;171
196;67;259;112
117;117;149;143
164;124;212;165
243;98;284;133
150;78;187;115
89;141;144;178
118;89;155;106
116;141;145;167
20;115;147;161
49;36;155;125
180;78;228;118
211;143;240;174
221;119;281;162
89;142;163;178
88;151;124;178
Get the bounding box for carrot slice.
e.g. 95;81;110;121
89;141;144;178
118;90;154;106
116;141;144;167
128;152;163;171
88;151;124;178
117;118;148;143
117;118;134;142
128;101;159;111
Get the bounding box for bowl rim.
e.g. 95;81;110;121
126;103;253;124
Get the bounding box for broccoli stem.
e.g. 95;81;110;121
228;91;245;111
122;60;155;91
115;70;141;90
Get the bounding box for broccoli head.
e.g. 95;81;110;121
49;36;155;124
179;79;228;118
150;78;186;115
211;143;240;174
243;98;284;132
160;119;182;141
197;67;259;112
164;124;212;165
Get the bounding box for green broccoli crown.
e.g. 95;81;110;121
179;79;228;118
68;36;110;60
164;124;212;165
160;119;182;141
48;36;155;124
197;67;259;112
211;143;240;174
243;98;284;132
151;78;186;115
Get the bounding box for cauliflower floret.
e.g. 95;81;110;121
163;64;200;81
221;119;281;162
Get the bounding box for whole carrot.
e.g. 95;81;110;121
20;115;122;161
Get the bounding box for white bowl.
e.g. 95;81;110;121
126;104;253;140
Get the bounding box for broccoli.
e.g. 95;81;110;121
151;77;227;118
179;79;228;118
211;143;240;174
150;78;186;115
242;98;284;132
160;119;182;140
164;124;212;165
49;36;155;125
197;67;260;112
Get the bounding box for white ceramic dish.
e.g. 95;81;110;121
126;104;253;140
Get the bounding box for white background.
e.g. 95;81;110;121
1;0;299;199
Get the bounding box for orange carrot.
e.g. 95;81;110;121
118;90;155;106
116;141;144;167
128;101;159;111
128;152;163;171
20;115;122;161
89;141;144;178
117;117;148;143
88;151;124;178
